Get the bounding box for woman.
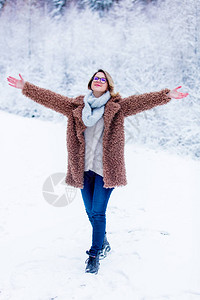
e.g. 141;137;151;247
7;70;188;275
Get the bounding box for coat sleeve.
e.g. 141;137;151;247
22;82;75;117
119;88;172;117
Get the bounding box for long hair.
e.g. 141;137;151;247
87;69;119;98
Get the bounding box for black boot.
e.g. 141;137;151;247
85;251;100;274
99;232;111;260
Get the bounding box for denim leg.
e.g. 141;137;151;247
81;170;114;257
90;173;114;256
80;170;95;227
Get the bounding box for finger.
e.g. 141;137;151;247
179;92;189;97
175;86;182;91
8;83;16;87
7;76;16;81
7;76;17;82
176;94;188;99
7;78;17;84
19;73;23;80
7;77;16;81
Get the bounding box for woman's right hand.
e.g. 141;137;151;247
7;73;25;89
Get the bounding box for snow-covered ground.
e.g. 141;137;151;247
0;109;200;300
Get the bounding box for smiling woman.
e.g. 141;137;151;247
7;70;188;275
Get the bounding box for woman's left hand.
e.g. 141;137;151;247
167;86;189;99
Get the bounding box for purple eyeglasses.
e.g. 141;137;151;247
93;76;107;84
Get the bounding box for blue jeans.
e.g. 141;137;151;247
80;170;115;257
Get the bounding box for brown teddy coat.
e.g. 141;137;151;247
22;82;171;189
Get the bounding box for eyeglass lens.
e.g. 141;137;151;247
93;76;107;84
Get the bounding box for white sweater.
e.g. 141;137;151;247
84;116;104;177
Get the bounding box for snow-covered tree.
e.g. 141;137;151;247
87;0;115;11
0;0;6;11
49;0;70;17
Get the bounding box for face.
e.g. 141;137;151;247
91;72;108;94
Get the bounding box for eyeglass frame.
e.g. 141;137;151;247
92;76;107;84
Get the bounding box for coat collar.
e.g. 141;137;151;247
72;96;120;142
72;95;121;139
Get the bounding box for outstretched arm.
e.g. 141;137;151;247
119;86;189;117
7;74;75;117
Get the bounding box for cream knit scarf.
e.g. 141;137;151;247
82;90;111;127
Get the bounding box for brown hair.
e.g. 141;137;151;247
88;69;119;98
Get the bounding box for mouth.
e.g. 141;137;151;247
94;84;101;87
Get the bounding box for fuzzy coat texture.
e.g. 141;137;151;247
22;82;171;189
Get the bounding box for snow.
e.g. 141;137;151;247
0;109;200;300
